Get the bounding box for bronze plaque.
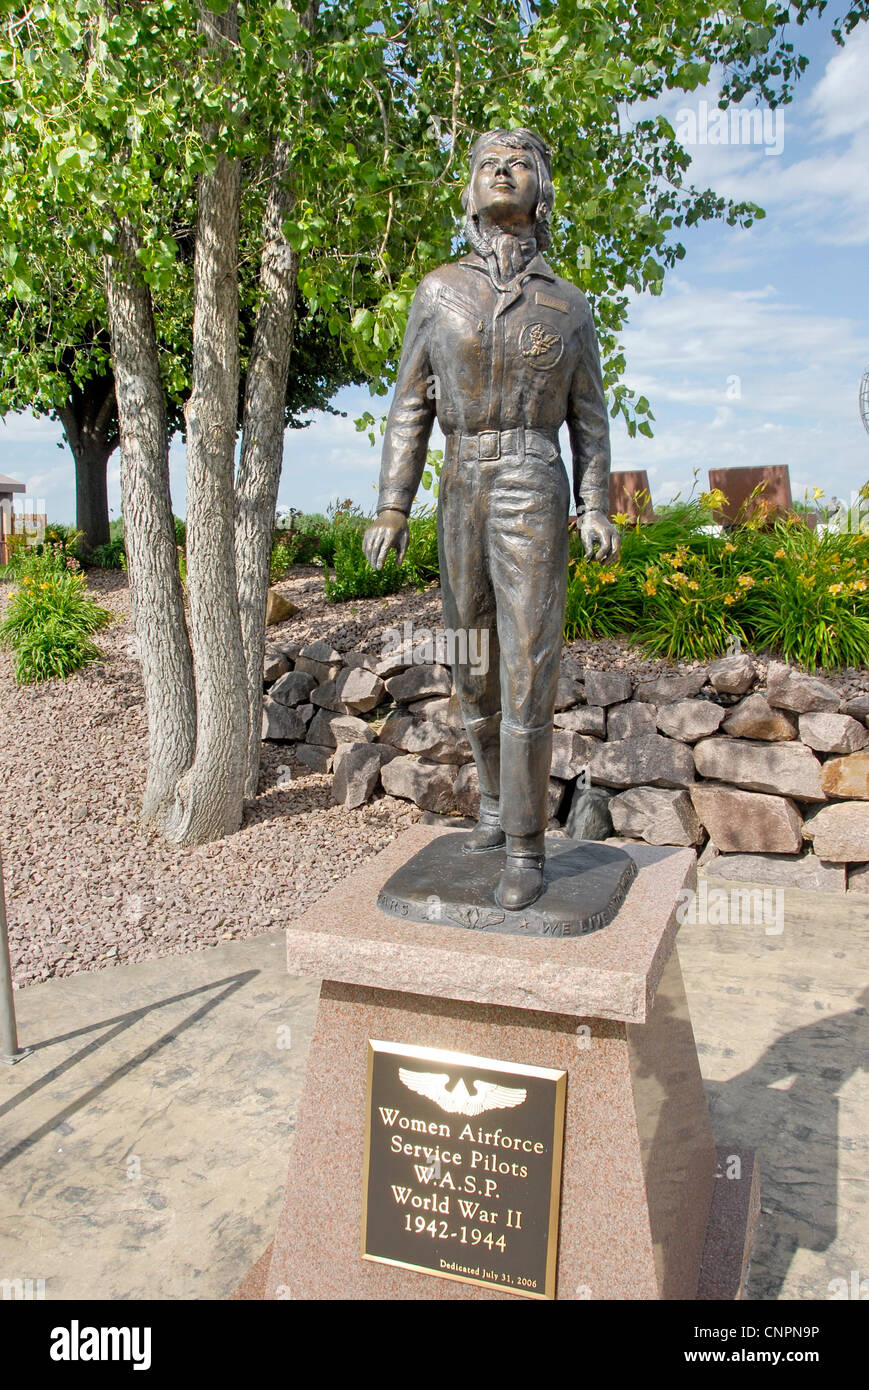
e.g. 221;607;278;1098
362;1040;567;1299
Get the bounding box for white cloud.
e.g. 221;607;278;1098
626;26;869;248
807;25;869;139
612;274;869;504
0;412;67;446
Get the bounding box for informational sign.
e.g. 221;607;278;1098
362;1040;567;1299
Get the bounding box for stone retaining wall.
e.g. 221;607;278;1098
262;639;869;893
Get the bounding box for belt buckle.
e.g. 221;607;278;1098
478;430;500;461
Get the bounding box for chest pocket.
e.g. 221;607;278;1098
438;287;482;325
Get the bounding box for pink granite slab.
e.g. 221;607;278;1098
286;826;696;1023
264;952;716;1300
697;1147;761;1299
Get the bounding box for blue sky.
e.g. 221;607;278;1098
2;16;867;523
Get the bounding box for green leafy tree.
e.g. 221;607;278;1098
0;254;365;553
0;0;863;843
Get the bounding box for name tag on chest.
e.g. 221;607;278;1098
535;291;568;314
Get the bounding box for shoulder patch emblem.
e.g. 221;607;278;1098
520;321;564;369
535;291;569;313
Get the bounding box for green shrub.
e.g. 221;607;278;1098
631;541;749;662
324;521;403;602
91;536;127;569
316;527;338;567
0;534;28;578
1;532;82;580
270;511;327;576
401;508;440;589
739;524;869;670
44;522;84;552
323;506;441;603
8;621;104;684
0;569;111;683
563;558;641;641
270;505;362;576
562;505;869;670
269;539;292;584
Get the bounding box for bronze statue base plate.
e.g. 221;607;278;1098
376;832;638;938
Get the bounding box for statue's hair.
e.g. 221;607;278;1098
461;128;554;251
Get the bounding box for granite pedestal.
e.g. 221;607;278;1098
251;825;758;1300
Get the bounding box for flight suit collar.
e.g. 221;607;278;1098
458;250;557;285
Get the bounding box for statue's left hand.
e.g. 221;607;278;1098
580;509;620;564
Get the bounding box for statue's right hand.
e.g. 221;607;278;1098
362;510;409;571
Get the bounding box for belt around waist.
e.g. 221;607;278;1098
452;427;558;462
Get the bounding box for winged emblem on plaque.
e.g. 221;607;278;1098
398;1069;527;1116
447;904;505;930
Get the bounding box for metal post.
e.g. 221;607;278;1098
0;849;30;1064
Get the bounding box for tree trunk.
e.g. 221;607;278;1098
235;136;300;799
73;437;112;553
167;0;247;845
59;378;118;553
104;219;196;829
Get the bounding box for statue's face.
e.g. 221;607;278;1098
469;141;538;228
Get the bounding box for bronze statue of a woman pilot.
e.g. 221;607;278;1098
364;129;618;910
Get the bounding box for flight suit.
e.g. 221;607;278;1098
377;249;612;841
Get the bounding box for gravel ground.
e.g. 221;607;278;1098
2;566;867;990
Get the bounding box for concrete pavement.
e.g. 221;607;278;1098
1;874;866;1301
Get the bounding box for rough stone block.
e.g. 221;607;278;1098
840;693;869;723
263;651;291;683
610;786;703;846
300;639;342;664
378;710;471;764
307;708;376;749
607;702;657;741
583;669;632;707
765;661;839;713
690;783;803;854
342;651;380;673
311;680;350;714
800;712;868;755
453;762;480;818
721;694;798;742
706;851;845;893
550;730;598;780
380;756;458;814
335;665;388;713
385;664;452;703
295;655;343;684
555;705;607;737
820;752;869;800
655;699;726;743
693;737;825;801
548;777;567;819
295;743;334;774
269;670;316;706
801;802;869;861
633;670;707;704
332;742;395;809
262;698;308;742
564;785;614;841
265;590;300;625
707;654;756;695
555;673;584;710
588;734;695;789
